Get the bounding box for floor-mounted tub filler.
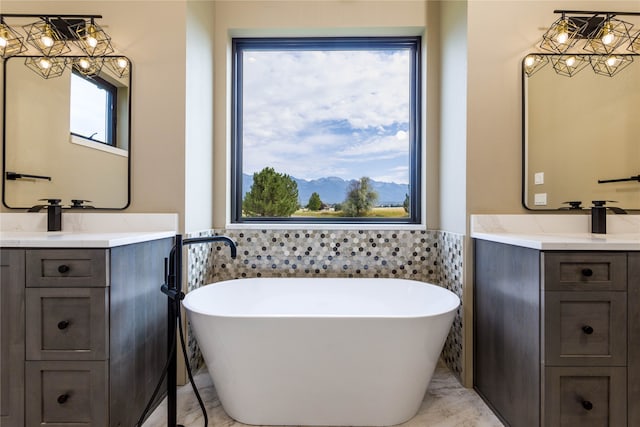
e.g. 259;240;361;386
182;277;460;427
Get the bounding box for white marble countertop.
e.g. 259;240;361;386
0;231;176;248
471;214;640;250
0;213;178;248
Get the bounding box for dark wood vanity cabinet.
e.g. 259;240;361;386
1;250;25;426
474;240;638;427
0;238;172;427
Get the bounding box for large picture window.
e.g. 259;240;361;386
231;37;421;224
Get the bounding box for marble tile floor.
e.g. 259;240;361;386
143;362;504;427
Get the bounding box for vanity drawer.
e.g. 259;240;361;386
25;360;107;427
26;287;108;361
542;252;627;291
26;249;108;288
543;366;626;427
544;291;626;366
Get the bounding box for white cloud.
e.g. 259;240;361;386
372;166;410;185
335;133;409;158
241;47;411;182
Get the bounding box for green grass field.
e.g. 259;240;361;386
292;207;408;218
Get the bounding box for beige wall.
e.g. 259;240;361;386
211;0;429;228
438;1;467;234
185;1;216;232
1;1;189;229
465;0;640;220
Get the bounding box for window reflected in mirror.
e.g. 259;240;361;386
70;71;117;146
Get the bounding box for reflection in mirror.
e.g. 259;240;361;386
2;55;131;209
523;54;640;210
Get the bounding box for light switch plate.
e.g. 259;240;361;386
534;193;547;205
534;172;544;185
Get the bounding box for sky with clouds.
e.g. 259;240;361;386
242;47;411;184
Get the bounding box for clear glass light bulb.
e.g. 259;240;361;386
116;57;128;68
555;20;570;45
79;58;90;69
601;23;615;45
38;58;51;69
525;56;535;67
86;25;98;48
41;34;54;48
556;31;569;44
565;56;576;67
41;25;55;48
0;28;8;48
606;56;619;67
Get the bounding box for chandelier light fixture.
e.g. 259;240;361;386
523;53;549;76
0;20;27;57
549;54;590;77
105;56;130;78
0;13;129;79
72;56;104;77
590;54;634;77
583;16;634;54
72;18;113;57
23;18;71;57
528;10;640;78
24;55;67;79
540;13;588;53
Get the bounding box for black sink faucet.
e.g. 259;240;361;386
27;198;62;231
590;200;628;234
591;201;607;234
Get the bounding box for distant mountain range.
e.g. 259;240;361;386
242;173;408;206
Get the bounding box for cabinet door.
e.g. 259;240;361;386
473;240;541;427
544;366;626;427
629;252;640;426
544;291;626;366
26;287;108;360
26;249;108;288
542;252;627;292
25;360;107;427
0;250;25;426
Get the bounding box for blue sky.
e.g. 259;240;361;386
242;48;411;184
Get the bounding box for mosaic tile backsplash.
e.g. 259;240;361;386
186;228;464;379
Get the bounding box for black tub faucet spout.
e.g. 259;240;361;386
183;235;238;258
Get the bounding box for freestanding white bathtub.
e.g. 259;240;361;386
182;277;459;427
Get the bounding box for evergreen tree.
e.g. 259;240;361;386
307;192;322;211
342;177;378;217
243;167;299;217
403;193;410;213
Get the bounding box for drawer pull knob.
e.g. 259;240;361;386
582;400;593;411
581;268;593;277
57;394;69;404
582;325;594;335
57;320;70;330
57;264;70;273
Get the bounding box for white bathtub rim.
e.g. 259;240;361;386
182;277;460;319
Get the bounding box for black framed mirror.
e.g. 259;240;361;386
522;53;640;211
2;55;131;209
